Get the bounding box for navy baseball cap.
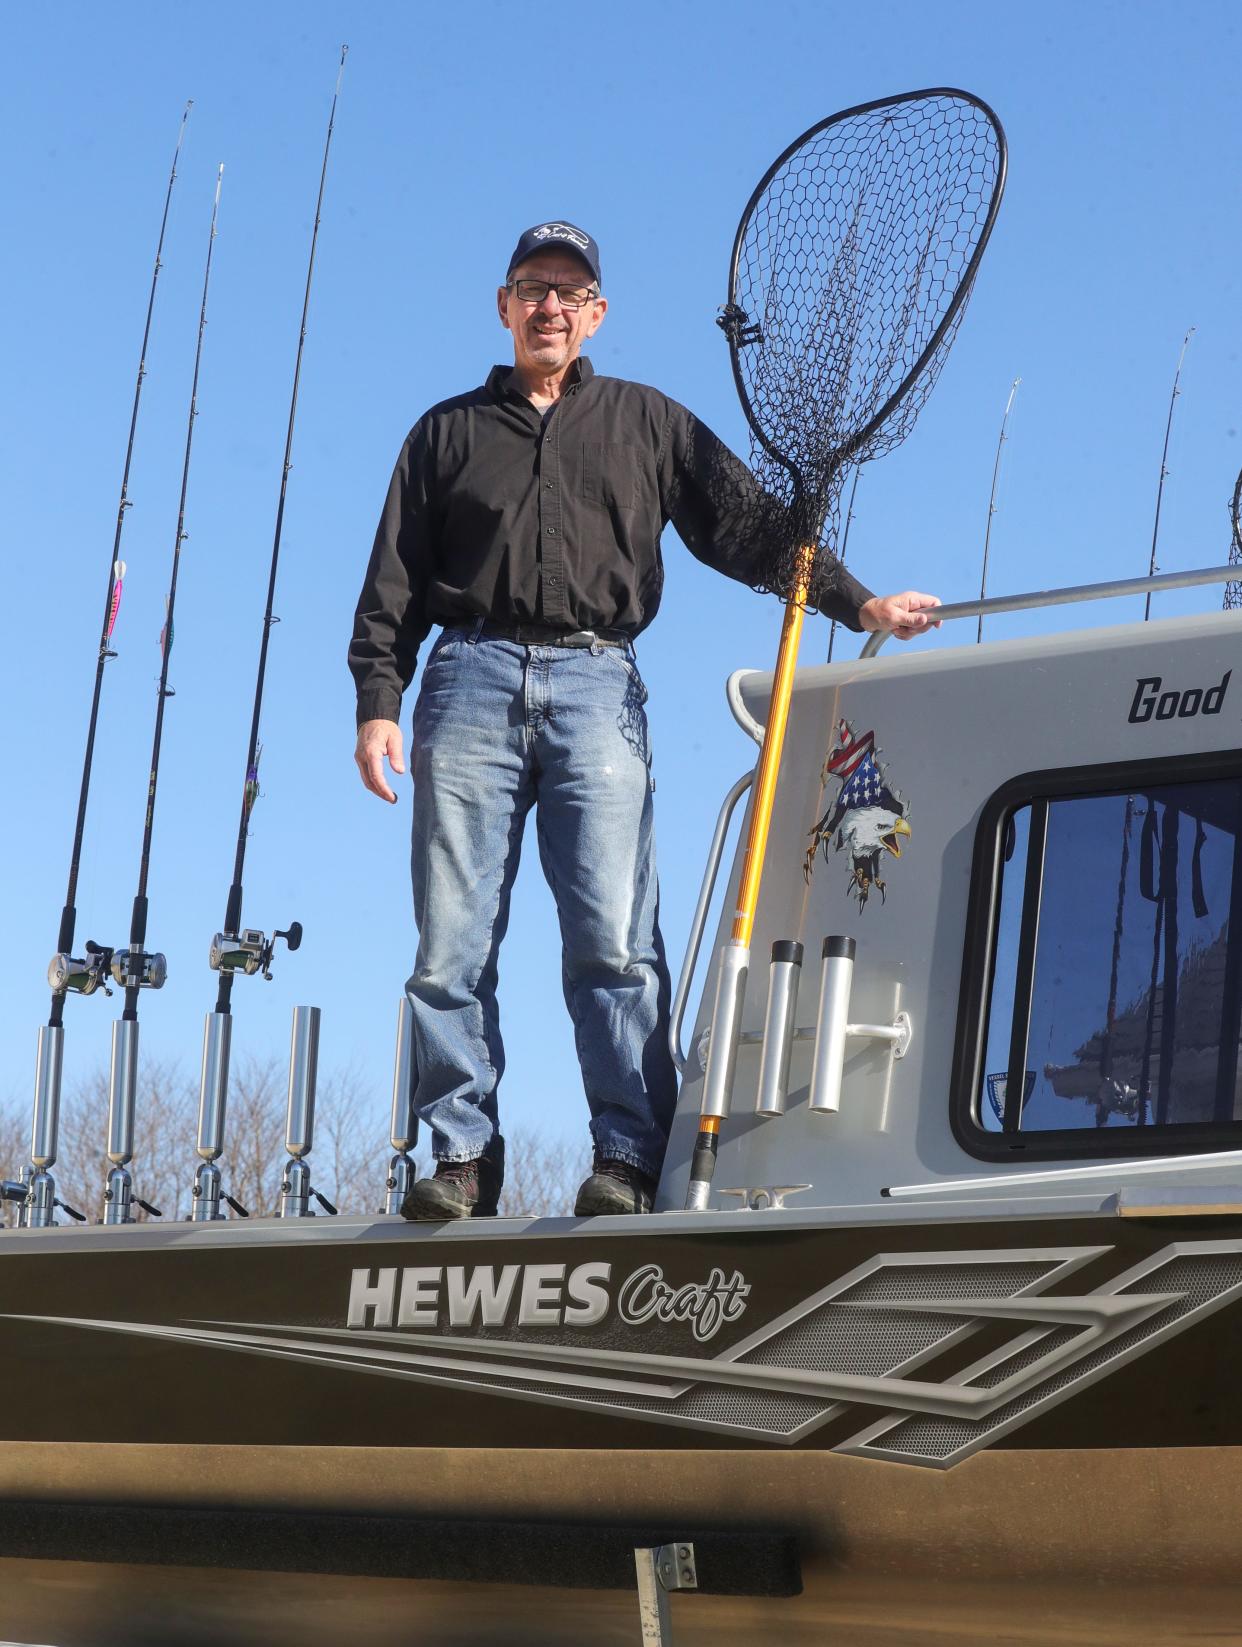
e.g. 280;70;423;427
506;221;601;287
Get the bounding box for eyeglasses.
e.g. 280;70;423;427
507;278;599;310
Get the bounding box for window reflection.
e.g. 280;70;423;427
980;779;1242;1134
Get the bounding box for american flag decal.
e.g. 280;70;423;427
823;721;874;780
806;720;912;909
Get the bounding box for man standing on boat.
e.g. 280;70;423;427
349;221;938;1220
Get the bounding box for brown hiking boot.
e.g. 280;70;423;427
401;1142;504;1220
574;1155;658;1216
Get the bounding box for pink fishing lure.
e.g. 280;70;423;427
106;575;124;641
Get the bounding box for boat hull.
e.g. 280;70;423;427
2;1207;1241;1637
0;1444;1238;1643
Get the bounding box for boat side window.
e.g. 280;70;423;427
960;761;1242;1158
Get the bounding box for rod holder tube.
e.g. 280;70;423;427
390;997;417;1152
196;1011;232;1162
284;1005;321;1158
107;1018;140;1165
9;1167;30;1229
809;937;857;1115
103;1165;134;1226
385;1151;416;1216
755;941;803;1117
27;1173;56;1229
31;1025;64;1171
191;1159;223;1223
279;1157;311;1219
699;942;749;1121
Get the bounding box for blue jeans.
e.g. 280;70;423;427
406;628;677;1180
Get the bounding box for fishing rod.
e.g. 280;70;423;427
191;47;348;1223
92;165;224;1229
1143;327;1194;622
1224;465;1242;611
826;465;863;663
977;377;1020;644
25;105;192;1230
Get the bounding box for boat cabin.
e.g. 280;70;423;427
664;584;1242;1218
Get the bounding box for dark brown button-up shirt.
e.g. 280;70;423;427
350;357;873;725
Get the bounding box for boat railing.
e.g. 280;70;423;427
669;770;754;1073
860;562;1240;656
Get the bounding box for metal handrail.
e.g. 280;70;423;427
669;772;754;1073
726;669;766;745
860;563;1241;658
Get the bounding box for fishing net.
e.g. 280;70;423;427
718;89;1006;603
1225;466;1242;610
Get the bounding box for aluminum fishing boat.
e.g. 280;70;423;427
4;564;1242;1646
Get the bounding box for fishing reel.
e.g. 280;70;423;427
47;940;114;997
109;949;168;991
209;921;302;981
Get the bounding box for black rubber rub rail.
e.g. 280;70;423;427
0;1502;802;1596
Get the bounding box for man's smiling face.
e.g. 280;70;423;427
497;251;607;380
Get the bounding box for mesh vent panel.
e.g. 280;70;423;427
668;1383;827;1433
837;1261;1055;1301
739;1262;1056;1378
862;1254;1242;1462
386;1356;829;1437
743;1305;971;1375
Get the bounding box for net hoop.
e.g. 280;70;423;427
723;86;1008;488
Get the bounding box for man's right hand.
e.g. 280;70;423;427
355;718;406;804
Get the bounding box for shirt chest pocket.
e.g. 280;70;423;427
581;442;642;512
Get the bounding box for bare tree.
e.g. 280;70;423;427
0;1064;593;1224
498;1127;591;1218
311;1065;390;1215
0;1106;30;1228
53;1056;198;1221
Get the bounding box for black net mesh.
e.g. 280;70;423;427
722;91;1005;601
1225;467;1242;610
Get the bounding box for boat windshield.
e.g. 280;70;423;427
980;772;1242;1136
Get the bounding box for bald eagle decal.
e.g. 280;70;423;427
805;720;911;909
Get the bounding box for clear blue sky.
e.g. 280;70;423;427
3;0;1240;1172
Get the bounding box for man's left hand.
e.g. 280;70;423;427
858;590;942;641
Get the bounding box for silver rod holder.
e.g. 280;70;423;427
390;997;417;1151
809;936;856;1114
699;941;749;1121
755;941;803;1118
385;1151;416;1217
107;1018;139;1165
27;1025;65;1231
279;1006;322;1219
191;1160;224;1223
27;1174;56;1229
280;1158;312;1219
191;1011;232;1223
6;1168;30;1229
385;997;418;1215
31;1025;64;1171
284;1005;321;1158
103;1166;134;1226
196;1011;232;1162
